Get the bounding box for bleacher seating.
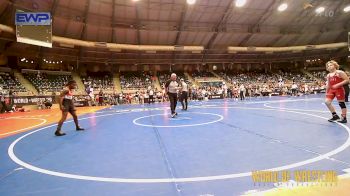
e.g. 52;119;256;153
23;71;72;94
310;71;327;81
157;72;192;88
82;74;114;91
0;72;26;93
120;72;154;90
190;71;214;79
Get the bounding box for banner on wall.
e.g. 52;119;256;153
12;96;56;105
11;95;89;107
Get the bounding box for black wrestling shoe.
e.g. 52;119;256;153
175;112;178;116
328;115;340;122
76;127;85;131
171;113;176;118
55;130;66;136
337;117;347;123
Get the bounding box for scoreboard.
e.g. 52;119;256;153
15;12;52;48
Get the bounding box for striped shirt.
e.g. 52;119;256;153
165;80;179;94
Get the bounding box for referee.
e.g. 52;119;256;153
179;78;188;110
165;73;179;118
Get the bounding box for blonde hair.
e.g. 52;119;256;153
326;60;340;70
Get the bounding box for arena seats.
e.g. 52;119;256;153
120;72;155;90
0;72;27;93
82;74;114;91
22;70;73;95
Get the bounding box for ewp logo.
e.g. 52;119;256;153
15;12;51;25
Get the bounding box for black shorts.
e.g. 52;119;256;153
62;99;75;113
181;91;188;100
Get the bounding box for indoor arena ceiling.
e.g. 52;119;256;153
0;0;349;65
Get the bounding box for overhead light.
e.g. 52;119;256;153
187;0;196;5
235;0;247;7
315;7;325;14
278;3;288;12
344;5;350;12
31;61;33;63
60;61;63;63
132;0;139;2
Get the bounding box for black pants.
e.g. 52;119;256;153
344;85;349;102
57;101;79;131
180;91;188;110
168;93;178;114
0;101;6;113
149;95;154;104
240;91;245;100
45;102;52;109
